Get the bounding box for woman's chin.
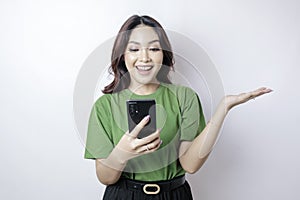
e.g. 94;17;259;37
132;77;159;86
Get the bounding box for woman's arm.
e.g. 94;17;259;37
95;116;162;185
95;148;128;185
179;87;272;173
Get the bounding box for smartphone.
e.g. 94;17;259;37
126;99;156;138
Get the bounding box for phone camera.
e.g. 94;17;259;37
129;104;138;116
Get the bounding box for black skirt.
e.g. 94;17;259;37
102;176;193;200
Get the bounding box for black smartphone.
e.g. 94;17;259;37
126;99;156;138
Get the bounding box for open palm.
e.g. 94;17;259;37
225;87;273;111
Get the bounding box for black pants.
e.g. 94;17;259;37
102;178;193;200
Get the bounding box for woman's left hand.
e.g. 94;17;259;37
224;87;273;112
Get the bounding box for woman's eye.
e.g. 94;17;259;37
129;48;139;52
149;48;161;52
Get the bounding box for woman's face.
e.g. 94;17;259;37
124;25;163;87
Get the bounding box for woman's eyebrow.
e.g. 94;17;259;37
128;39;160;45
148;39;160;44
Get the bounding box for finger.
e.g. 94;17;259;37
130;115;151;138
144;138;163;154
250;87;273;98
147;137;163;150
137;138;162;154
124;130;135;139
259;87;273;94
129;129;161;152
254;87;273;94
135;129;161;147
135;144;150;153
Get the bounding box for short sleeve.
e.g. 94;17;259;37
84;97;114;159
178;87;206;141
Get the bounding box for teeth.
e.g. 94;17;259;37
136;65;153;71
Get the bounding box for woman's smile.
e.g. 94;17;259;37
135;65;154;74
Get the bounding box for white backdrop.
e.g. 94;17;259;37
1;0;299;199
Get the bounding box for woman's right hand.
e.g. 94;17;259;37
96;115;162;184
115;115;162;162
96;116;161;185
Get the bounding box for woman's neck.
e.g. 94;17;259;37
128;83;160;95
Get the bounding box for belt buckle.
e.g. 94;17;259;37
143;184;160;195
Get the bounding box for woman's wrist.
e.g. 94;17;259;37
100;147;130;171
111;146;130;166
223;95;235;114
216;97;231;116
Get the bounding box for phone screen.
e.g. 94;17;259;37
126;99;156;138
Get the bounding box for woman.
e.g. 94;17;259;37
84;15;272;200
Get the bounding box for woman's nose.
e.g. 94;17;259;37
140;48;151;62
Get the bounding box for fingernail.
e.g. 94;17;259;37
160;140;163;145
144;115;150;120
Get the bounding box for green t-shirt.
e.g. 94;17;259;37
84;83;206;181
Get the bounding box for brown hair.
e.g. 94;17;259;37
102;15;174;94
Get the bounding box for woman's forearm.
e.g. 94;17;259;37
180;87;272;173
179;99;227;173
197;100;228;158
95;147;128;185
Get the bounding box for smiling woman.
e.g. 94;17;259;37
84;15;272;200
102;15;173;94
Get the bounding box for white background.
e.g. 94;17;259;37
1;0;299;199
